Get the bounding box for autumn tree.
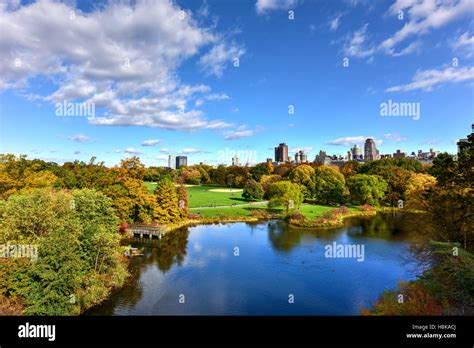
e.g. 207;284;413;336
288;164;315;199
177;185;189;214
154;178;183;222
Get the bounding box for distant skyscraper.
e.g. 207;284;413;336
275;143;288;163
232;154;240;166
294;150;307;163
364;138;379;161
168;155;176;169
175;156;187;169
351;144;362;160
300;151;307;163
295;151;301;164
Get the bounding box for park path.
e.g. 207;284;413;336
189;201;268;209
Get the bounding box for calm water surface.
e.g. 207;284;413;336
89;213;423;315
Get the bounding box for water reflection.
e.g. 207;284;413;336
88;213;423;315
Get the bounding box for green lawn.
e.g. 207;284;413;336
145;183;248;208
145;182;359;219
189;203;360;219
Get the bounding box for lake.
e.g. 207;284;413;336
88;212;424;315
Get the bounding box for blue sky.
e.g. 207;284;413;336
0;0;473;166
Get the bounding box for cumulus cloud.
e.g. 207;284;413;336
386;66;474;92
141;139;161;146
181;147;206;154
0;0;241;131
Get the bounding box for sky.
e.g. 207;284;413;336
0;0;473;166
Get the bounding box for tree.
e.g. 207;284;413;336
288;164;315;199
313;165;348;204
242;179;264;201
177;185;189;214
0;189;72;243
268;181;303;212
154;178;183;222
260;174;283;198
405;173;437;210
347;174;387;206
340;161;360;179
25;224;83;315
251;163;271;181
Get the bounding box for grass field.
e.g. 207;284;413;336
146;182;359;219
145;183;248;208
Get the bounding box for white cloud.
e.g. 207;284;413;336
326;136;382;146
381;0;474;54
224;125;261;140
124;148;142;155
452;32;474;57
255;0;298;14
141;139;160;146
289;146;313;153
160;148;171;154
67;134;91;143
329;14;342;31
343;24;375;58
181;147;205;154
384;133;408;142
0;0;239;131
195;93;230;107
199;42;245;77
386;66;474;92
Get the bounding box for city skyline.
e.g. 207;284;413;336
1;0;473;166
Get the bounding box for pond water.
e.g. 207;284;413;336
88;212;424;315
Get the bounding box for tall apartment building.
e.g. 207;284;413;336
232;155;240;166
364;138;379;162
274;143;288;163
175;156;187;169
168;155;176;169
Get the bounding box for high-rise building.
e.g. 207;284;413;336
274;143;288;163
351;144;363;160
168;155;176;169
175;156;187;169
393;149;406;158
295;151;301;164
232;155;240;166
364;138;379;161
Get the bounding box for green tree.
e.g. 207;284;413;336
268;181;303;212
24;224;83;315
242;179;264;201
347;174;387;206
313;165;348;204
